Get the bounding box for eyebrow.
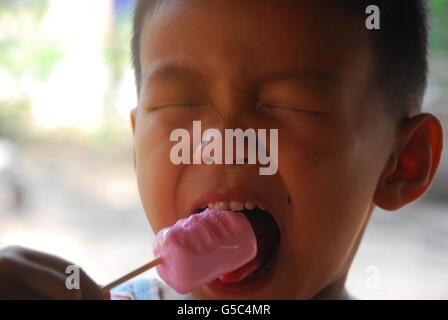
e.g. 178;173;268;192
144;63;205;85
255;69;338;90
143;63;338;90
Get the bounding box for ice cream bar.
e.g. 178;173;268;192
152;208;257;294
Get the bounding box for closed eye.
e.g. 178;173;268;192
261;104;327;114
147;103;206;112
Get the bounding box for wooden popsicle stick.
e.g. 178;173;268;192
102;257;163;294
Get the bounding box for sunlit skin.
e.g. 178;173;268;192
130;0;443;299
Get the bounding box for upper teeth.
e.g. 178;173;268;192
208;201;258;212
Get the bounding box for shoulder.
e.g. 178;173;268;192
110;277;194;300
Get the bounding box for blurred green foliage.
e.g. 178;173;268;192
0;0;63;79
0;0;63;143
0;39;63;80
103;22;132;85
0;0;49;19
430;0;448;54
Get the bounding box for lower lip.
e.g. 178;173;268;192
205;251;278;295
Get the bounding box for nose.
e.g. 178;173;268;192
193;124;258;166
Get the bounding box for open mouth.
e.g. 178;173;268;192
192;201;281;291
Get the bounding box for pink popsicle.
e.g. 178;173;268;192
152;208;257;294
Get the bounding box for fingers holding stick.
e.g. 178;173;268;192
102;257;163;296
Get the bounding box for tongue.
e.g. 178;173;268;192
218;256;263;283
218;208;279;283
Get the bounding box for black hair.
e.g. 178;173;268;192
131;0;430;116
131;0;157;96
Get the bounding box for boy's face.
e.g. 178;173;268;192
132;0;396;299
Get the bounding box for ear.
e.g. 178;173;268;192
373;113;444;211
130;107;138;169
130;107;137;136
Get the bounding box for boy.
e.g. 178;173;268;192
0;0;443;300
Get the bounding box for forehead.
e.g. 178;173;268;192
139;0;371;100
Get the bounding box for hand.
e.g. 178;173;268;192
0;246;103;300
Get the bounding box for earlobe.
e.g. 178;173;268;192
373;113;444;211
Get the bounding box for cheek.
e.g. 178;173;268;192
276;120;385;290
134;116;183;233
